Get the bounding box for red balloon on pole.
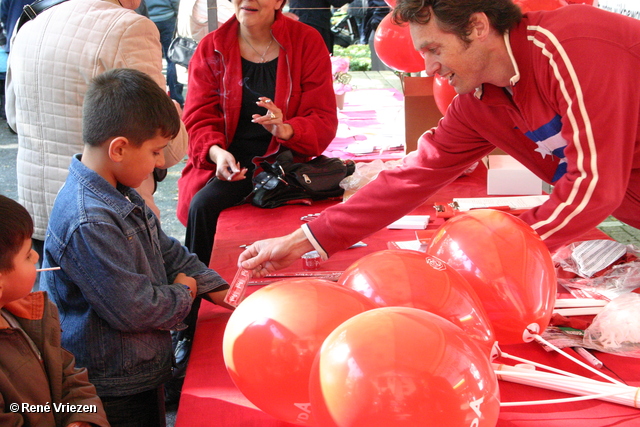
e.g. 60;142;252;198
310;307;501;427
374;14;425;73
433;75;458;115
514;0;568;12
427;209;556;345
222;279;377;425
338;250;496;356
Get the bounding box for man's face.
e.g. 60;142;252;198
410;15;490;95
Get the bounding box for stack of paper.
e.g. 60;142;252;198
387;215;430;230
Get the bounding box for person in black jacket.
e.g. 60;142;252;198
289;0;353;54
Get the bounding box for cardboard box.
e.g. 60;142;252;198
402;76;443;153
486;155;543;195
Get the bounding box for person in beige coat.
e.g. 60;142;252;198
5;0;188;259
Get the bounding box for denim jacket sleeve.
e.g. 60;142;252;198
59;221;195;332
156;219;228;295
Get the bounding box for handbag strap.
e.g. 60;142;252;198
15;0;70;34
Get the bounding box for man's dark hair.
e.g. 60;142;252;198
83;68;181;147
392;0;522;43
0;195;34;272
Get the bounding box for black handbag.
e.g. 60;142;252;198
251;151;356;209
168;35;198;68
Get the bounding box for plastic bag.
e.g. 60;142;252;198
554;241;640;300
339;159;402;201
583;293;640;357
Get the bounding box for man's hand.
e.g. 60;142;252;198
238;229;314;277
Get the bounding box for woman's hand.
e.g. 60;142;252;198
208;145;248;181
253;97;294;141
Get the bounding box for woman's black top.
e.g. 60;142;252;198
228;57;278;170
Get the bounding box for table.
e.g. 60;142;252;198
176;164;640;427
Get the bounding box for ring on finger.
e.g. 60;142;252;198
268;111;276;119
264;99;272;103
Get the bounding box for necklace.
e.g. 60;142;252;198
241;33;274;63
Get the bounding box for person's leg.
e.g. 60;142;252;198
101;387;165;427
154;17;185;106
185;177;254;265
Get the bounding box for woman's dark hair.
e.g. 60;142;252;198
83;68;181;147
0;195;34;272
392;0;522;43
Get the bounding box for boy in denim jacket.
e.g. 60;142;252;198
0;195;109;427
41;68;230;426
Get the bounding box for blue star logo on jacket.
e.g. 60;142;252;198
524;114;567;183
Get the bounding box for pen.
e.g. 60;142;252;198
572;346;603;369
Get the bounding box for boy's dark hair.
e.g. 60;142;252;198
392;0;522;44
82;68;181;147
0;195;34;272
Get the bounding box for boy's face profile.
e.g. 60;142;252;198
0;239;38;303
114;133;169;189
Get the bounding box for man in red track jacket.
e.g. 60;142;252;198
239;0;640;275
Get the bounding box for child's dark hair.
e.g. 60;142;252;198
82;68;181;147
0;195;34;272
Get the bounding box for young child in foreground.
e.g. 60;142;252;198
0;195;110;426
41;68;230;427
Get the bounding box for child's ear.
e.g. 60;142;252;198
108;137;131;162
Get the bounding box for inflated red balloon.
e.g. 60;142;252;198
514;0;568;12
383;0;395;7
373;14;425;73
338;250;496;356
310;307;501;427
427;209;556;344
222;279;377;426
433;75;458;115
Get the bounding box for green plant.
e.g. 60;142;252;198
333;45;371;71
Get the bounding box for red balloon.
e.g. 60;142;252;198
433;75;458;115
222;279;377;425
373;14;425;73
383;0;395;7
338;250;496;356
427;210;556;344
310;307;501;427
514;0;568;12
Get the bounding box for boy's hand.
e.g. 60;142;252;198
175;272;197;300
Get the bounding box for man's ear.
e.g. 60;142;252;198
469;12;491;41
108;136;131;162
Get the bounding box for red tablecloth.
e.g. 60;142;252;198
176;165;640;427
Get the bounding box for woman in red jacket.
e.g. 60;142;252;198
177;0;338;266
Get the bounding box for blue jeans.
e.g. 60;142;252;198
155;17;184;106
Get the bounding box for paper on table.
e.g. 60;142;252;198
387;215;430;230
453;195;550;211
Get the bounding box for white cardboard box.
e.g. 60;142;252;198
486;155;543;195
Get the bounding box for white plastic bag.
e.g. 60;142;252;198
583;293;640;357
339;159;402;201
